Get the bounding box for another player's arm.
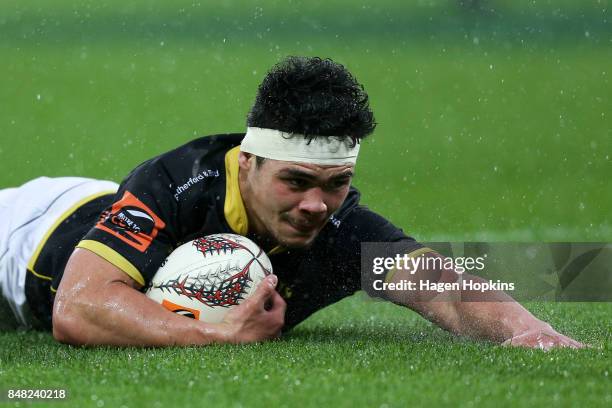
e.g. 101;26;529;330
383;251;585;350
53;248;285;347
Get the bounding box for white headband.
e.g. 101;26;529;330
240;127;360;165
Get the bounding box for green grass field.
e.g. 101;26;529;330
1;1;611;407
2;301;611;407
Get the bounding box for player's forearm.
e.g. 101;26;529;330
54;249;285;346
53;281;231;347
412;274;546;343
387;267;546;343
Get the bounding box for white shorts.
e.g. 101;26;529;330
0;177;118;329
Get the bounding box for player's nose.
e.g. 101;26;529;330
298;187;328;215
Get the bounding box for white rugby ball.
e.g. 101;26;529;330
146;233;272;323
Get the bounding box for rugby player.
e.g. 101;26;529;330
0;56;584;349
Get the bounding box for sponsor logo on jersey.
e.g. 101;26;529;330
329;215;341;228
174;169;220;201
96;191;166;252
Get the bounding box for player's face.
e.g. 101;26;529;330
238;153;354;248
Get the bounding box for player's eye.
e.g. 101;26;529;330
286;178;309;189
326;177;351;190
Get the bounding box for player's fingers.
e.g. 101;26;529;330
266;291;286;329
250;275;278;304
561;334;584;348
554;336;572;349
552;337;586;349
555;334;585;349
268;290;287;315
263;291;285;315
564;337;581;348
568;338;587;349
270;291;287;328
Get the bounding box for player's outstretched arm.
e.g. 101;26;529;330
53;248;286;346
384;252;586;351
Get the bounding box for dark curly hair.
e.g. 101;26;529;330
247;56;376;145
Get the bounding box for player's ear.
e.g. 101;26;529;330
238;151;254;171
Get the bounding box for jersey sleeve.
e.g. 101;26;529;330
77;158;178;286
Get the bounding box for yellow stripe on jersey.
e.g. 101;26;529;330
76;240;145;286
268;245;286;255
224;146;249;235
384;247;436;283
223;147;288;255
27;190;117;281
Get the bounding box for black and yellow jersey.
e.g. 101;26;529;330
26;133;424;330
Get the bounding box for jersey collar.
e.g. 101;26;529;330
224;145;286;255
224;146;249;235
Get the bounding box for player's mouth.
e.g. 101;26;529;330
286;217;324;234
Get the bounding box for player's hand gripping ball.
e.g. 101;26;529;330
146;233;272;323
